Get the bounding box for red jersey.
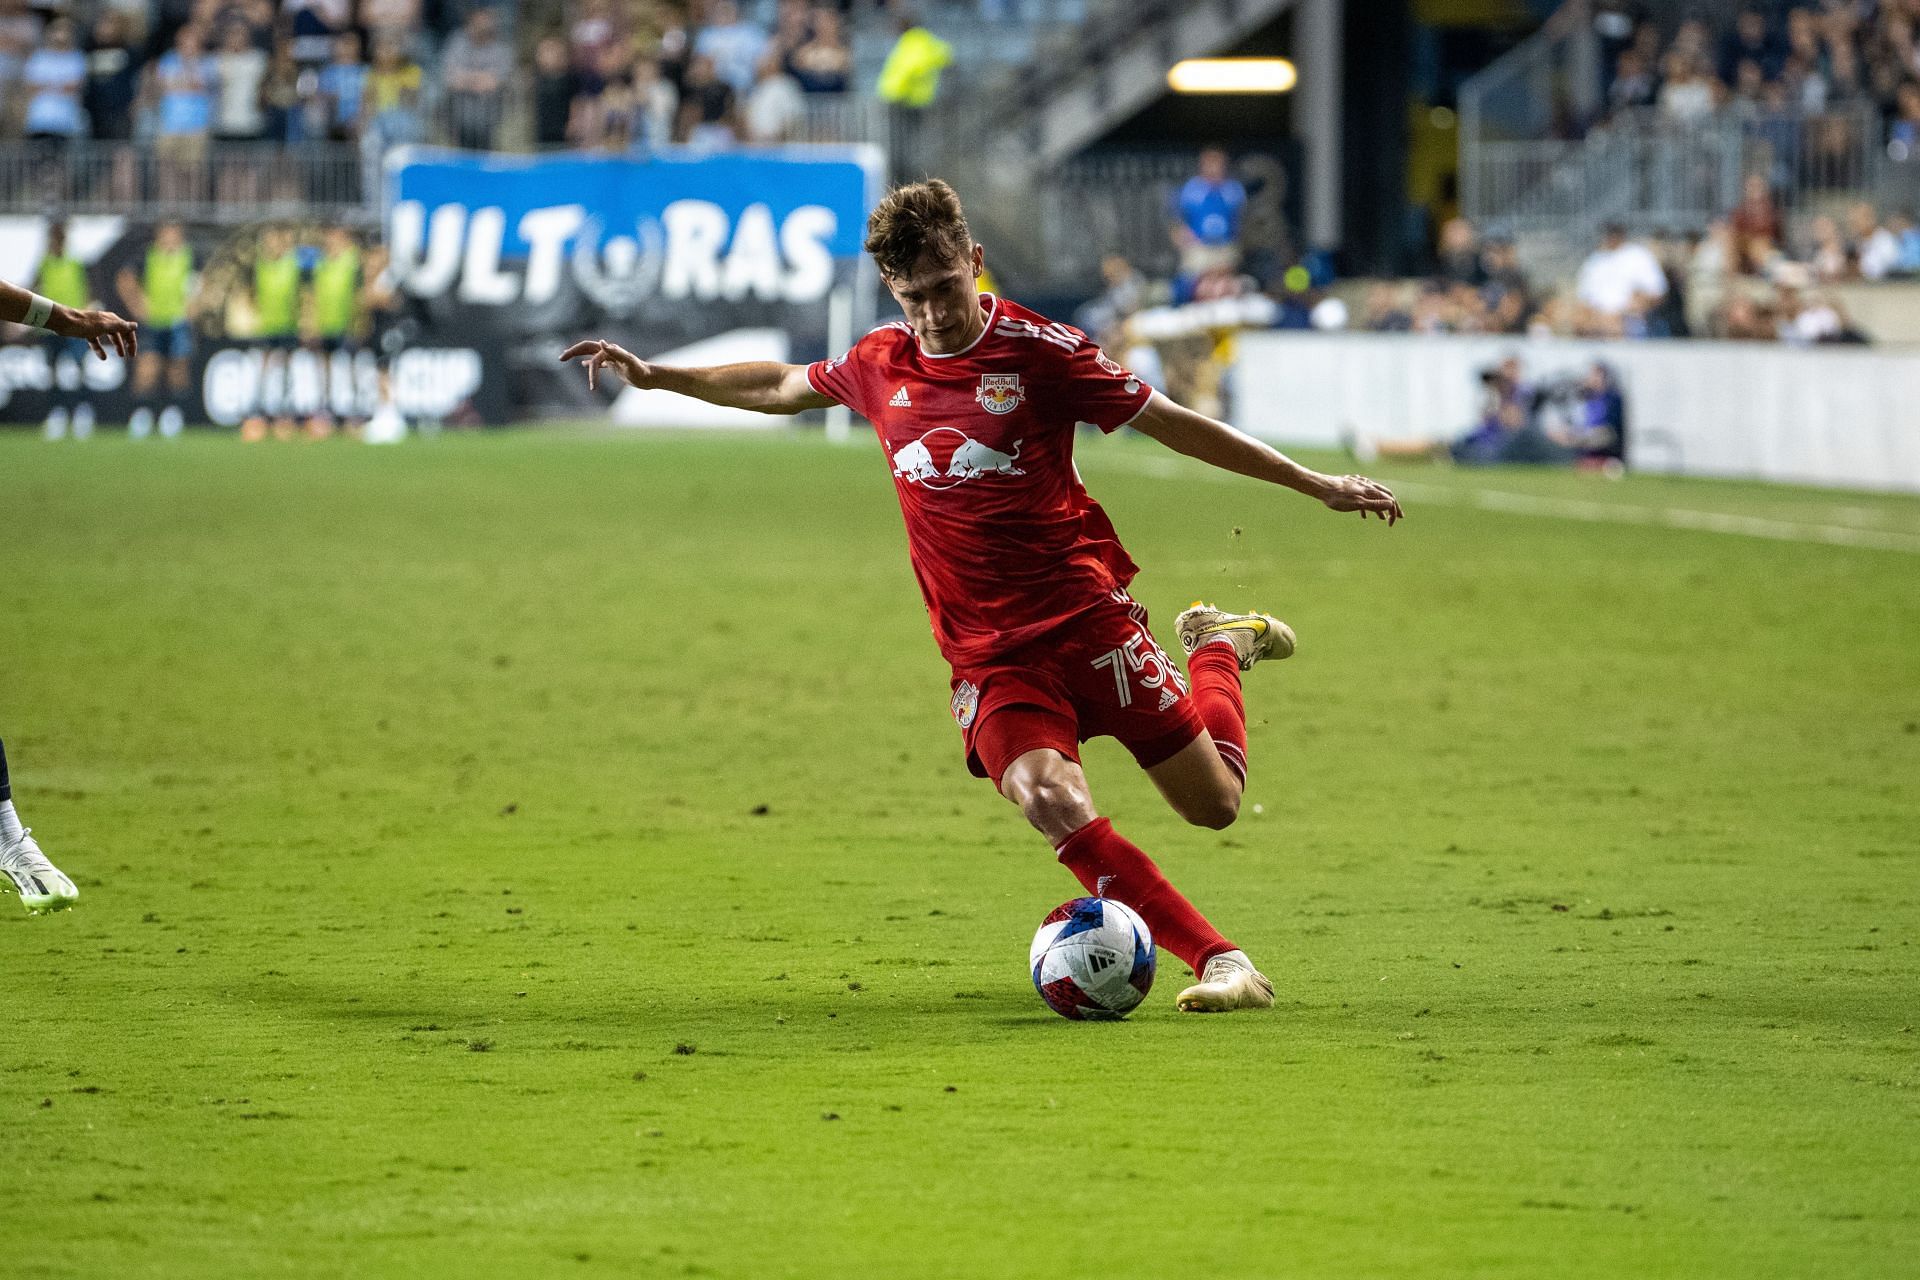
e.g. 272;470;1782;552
807;293;1154;667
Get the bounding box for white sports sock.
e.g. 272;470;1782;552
0;800;22;845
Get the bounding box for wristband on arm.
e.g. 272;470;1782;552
22;292;55;330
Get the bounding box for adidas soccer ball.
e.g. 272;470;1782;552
1029;897;1155;1020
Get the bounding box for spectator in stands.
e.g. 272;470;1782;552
361;0;422;57
1170;147;1245;293
534;34;578;148
1806;213;1849;281
788;7;851;93
362;32;424;152
286;0;347;66
676;52;738;147
261;41;305;141
1607;46;1656;114
23;18;87;142
441;6;513;150
1848;201;1901;280
1435;216;1483;285
1727;173;1782;274
150;26;215;200
1574;223;1667;336
1073;254;1146;344
743;50;805;143
1361;281;1413;332
1890;80;1920;157
316;32;367;140
1718;6;1780;85
0;0;41;110
212;22;270;141
1658;51;1718;124
1888;209;1920;274
632;54;679;148
85;12;142;142
696;0;769;97
569;0;619;74
1479;235;1534;333
1682;220;1733;335
771;0;813;63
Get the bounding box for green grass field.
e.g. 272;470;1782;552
4;429;1917;1278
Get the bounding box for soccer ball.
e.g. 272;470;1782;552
1029;897;1155;1020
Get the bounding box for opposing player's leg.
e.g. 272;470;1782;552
0;737;79;914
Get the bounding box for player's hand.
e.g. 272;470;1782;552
559;339;651;392
49;306;138;360
1319;473;1404;525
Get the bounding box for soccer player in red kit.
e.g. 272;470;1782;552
563;180;1401;1012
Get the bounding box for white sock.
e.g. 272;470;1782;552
0;800;22;844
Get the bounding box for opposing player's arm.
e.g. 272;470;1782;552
1129;389;1403;524
0;278;137;359
559;340;833;415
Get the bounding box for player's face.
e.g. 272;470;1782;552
884;244;984;355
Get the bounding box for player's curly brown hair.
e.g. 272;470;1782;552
864;179;974;280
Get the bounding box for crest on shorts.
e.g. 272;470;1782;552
950;680;981;728
975;374;1026;415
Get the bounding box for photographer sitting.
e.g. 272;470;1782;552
1353;358;1628;474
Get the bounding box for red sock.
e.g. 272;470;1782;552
1187;643;1248;785
1055;818;1235;974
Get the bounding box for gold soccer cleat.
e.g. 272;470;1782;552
1174;603;1296;671
1176;950;1275;1013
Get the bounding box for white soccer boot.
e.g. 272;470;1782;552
1174;603;1296;671
0;830;79;914
1176;949;1274;1013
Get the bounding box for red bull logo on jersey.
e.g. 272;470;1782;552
890;426;1025;490
975;374;1027;415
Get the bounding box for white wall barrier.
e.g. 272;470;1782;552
1234;332;1920;495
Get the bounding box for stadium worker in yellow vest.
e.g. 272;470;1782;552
115;221;197;439
876;18;952;108
34;221;100;440
301;226;364;438
311;227;362;354
240;227;305;443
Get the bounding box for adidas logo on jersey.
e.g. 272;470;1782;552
889;386;912;408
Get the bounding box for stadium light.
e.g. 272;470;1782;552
1166;58;1298;94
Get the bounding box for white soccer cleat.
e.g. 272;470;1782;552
1174;603;1296;671
1;830;78;914
1176;949;1275;1013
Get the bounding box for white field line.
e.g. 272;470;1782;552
1078;453;1920;555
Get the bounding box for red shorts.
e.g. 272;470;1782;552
950;590;1205;783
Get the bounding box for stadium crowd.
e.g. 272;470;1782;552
0;0;865;153
1354;206;1910;344
1590;0;1920;142
1075;142;1912;353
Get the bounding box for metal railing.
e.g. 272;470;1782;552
0;140;373;224
1037;152;1199;285
1468;105;1887;240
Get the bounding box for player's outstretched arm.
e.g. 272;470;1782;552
559;340;833;415
1129;390;1403;524
0;279;138;359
